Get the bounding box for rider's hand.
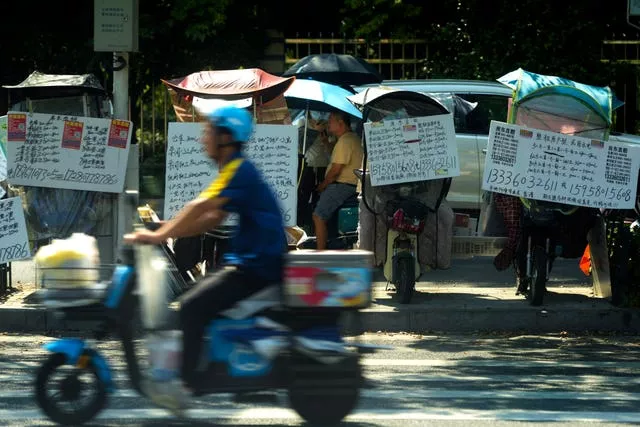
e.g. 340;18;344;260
123;229;166;245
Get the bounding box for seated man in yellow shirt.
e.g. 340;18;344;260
313;110;363;250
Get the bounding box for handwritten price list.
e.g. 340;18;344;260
483;121;640;209
164;123;298;226
5;112;131;193
0;197;30;263
243;129;297;225
163;124;213;219
364;114;460;187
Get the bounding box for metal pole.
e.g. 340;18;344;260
113;52;139;260
164;87;168;149
301;106;310;155
298;106;310;188
151;80;156;155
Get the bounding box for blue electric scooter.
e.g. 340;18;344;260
34;193;381;426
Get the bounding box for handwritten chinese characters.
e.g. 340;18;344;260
243;125;297;225
164;123;212;219
483;121;640;209
0;197;30;263
79;124;108;170
164;123;298;226
5;112;131;193
364;114;460;187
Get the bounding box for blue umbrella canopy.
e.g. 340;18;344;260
284;79;363;119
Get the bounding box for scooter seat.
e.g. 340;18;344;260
220;285;280;320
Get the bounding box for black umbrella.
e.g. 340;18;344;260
282;53;384;86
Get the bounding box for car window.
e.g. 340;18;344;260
456;94;510;135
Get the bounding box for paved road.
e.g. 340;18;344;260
1;332;640;426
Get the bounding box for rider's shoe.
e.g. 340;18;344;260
141;377;190;418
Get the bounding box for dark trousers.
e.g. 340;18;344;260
178;267;272;386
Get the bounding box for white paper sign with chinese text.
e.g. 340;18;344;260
164;123;298;226
483;121;640;209
5;112;132;193
364;114;459;187
0;197;31;263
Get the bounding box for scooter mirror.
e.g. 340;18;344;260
353;169;364;180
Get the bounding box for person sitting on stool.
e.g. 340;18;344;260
312;110;363;250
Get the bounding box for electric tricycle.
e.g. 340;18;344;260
496;68;623;305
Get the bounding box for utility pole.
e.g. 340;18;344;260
94;0;139;262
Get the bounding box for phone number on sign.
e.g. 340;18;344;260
0;243;29;263
485;168;632;202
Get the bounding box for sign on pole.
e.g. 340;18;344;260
94;0;139;52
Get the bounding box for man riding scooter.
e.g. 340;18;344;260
124;105;286;411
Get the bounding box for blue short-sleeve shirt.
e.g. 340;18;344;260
199;152;286;282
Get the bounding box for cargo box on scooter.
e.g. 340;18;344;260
283;250;374;309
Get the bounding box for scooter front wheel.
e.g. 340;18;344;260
396;257;415;304
35;352;107;425
529;246;547;306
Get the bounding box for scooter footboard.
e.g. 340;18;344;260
43;339;115;392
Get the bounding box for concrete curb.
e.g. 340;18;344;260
355;305;640;334
7;257;631;334
2;298;639;334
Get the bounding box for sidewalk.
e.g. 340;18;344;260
1;256;638;334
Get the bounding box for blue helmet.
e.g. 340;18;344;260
207;105;254;143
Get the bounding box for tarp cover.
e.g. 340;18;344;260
3;71;105;92
497;68;622;127
161;68;294;102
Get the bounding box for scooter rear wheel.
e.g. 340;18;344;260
529;246;547;306
288;350;362;426
35;352;107;426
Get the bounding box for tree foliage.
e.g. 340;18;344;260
0;0;636;119
339;0;631;86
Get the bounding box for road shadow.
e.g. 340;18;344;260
378;256;593;289
372;286;598;309
82;420;380;427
